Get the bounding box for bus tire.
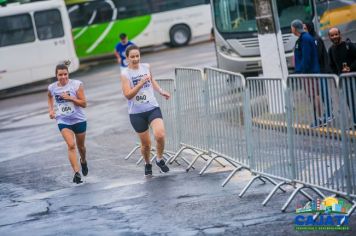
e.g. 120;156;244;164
169;24;191;47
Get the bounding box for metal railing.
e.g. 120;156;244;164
168;68;225;172
124;69;356;224
201;67;249;186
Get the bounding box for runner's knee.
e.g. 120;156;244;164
77;145;86;153
141;144;151;154
67;142;76;151
155;131;165;142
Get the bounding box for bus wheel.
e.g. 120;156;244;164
169;25;191;47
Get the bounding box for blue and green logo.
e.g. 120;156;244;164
294;197;351;231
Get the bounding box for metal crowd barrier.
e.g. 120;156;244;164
339;73;356;195
282;74;342;212
200;67;250;187
161;68;356;223
155;78;181;163
238;77;306;206
168;67;225;171
338;73;356;220
167;68;356;223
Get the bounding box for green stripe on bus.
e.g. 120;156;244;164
73;15;151;58
65;0;89;5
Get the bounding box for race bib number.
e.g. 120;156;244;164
134;91;152;105
57;102;75;116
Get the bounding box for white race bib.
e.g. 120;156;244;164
57;102;75;116
134;90;152;105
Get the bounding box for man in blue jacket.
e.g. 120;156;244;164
291;19;333;128
291;19;320;73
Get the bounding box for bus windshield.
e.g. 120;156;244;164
213;0;313;36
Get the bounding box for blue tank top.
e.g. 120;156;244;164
121;63;159;114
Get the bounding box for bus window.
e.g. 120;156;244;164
149;0;182;13
68;4;91;28
213;0;312;34
213;0;256;33
115;0;150;18
34;9;64;40
183;0;207;7
278;0;313;29
0;13;35;47
93;1;113;24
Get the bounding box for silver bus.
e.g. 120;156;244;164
211;0;355;74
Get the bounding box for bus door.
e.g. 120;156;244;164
0;12;39;89
32;8;69;79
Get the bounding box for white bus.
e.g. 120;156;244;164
211;0;356;74
211;0;316;74
0;0;79;91
65;0;213;59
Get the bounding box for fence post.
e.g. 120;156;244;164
339;75;352;196
244;85;254;170
285;79;296;181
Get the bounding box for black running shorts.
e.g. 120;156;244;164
129;107;163;133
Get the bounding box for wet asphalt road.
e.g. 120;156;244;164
1;42;355;235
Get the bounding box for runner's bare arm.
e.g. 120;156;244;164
47;91;55;119
120;74;148;100
114;50;121;64
61;85;87;108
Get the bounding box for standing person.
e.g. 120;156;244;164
291;19;320;74
304;22;333;127
120;45;170;176
115;33;134;71
328;28;356;74
304;22;329;73
48;64;88;184
291;19;326;127
328;27;356;127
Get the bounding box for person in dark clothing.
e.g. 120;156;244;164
291;19;332;127
303;22;333;128
328;28;356;74
328;27;356;127
291;19;320;74
304;22;329;73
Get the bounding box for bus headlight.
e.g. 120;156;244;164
220;45;238;57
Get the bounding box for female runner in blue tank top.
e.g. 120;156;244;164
120;45;170;176
47;64;88;184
